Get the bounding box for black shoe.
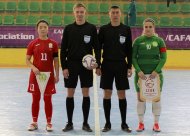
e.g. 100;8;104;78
121;123;132;133
102;123;111;132
62;123;73;132
82;123;93;132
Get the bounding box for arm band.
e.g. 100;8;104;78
160;47;166;53
53;52;58;57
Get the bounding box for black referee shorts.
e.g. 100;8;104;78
64;61;93;88
100;60;130;90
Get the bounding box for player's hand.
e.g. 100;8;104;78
149;71;157;79
32;67;40;75
138;71;146;80
96;68;102;76
127;69;132;77
54;76;59;83
63;69;69;79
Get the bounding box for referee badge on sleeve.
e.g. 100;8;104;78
119;36;126;44
84;35;91;43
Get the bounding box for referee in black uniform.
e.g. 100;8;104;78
96;5;132;132
60;3;100;132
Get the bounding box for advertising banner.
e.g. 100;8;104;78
132;27;190;49
0;26;63;47
0;26;190;49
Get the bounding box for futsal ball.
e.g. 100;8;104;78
82;54;96;69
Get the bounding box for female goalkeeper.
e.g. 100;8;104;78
132;18;167;132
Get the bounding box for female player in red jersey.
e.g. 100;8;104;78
26;20;59;132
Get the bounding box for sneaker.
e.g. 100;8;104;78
136;122;145;132
121;123;132;133
62;123;73;132
153;123;161;132
102;123;111;132
46;123;53;132
82;123;93;132
28;122;38;131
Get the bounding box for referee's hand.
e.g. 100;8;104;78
96;68;101;76
86;63;98;70
63;69;69;79
127;69;132;77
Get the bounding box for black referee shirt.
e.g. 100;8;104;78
98;23;132;69
60;22;100;70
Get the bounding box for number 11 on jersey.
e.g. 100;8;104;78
41;53;47;61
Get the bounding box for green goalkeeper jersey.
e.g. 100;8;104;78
132;35;167;74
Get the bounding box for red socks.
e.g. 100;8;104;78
31;93;52;123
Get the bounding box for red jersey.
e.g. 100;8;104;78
27;38;58;94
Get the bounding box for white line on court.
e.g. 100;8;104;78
93;70;101;136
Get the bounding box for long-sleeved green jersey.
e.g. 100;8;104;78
132;35;167;74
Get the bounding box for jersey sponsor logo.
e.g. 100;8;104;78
140;42;145;45
119;36;126;44
152;41;158;47
49;43;53;48
35;44;40;47
84;35;91;43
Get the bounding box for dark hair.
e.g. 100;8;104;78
36;19;49;28
110;5;120;10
